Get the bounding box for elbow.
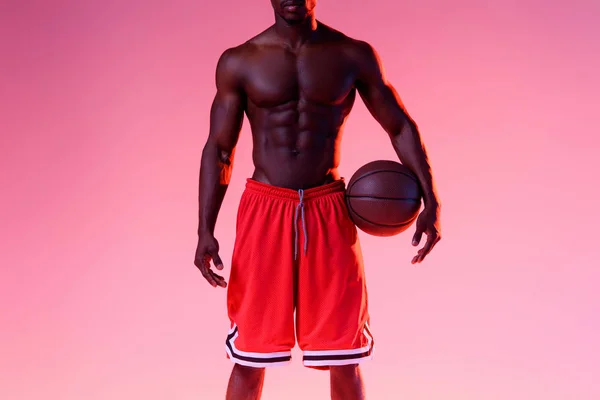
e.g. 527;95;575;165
389;115;417;139
203;139;234;166
401;113;418;135
202;139;235;185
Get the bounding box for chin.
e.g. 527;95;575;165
282;12;308;23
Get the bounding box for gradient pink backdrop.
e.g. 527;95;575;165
1;0;599;399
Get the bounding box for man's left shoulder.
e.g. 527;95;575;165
345;37;378;61
325;29;378;61
319;23;380;66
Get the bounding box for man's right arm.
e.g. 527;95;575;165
195;48;245;287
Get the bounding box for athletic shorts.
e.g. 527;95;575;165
225;178;374;369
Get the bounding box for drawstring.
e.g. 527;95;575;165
294;189;307;260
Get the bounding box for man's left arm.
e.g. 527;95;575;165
354;41;441;264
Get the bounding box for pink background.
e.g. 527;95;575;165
1;0;599;399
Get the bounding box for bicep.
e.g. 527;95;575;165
207;49;245;153
209;90;244;152
354;42;411;135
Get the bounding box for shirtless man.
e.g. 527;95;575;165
194;1;441;399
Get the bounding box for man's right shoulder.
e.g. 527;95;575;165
215;27;275;87
217;44;248;73
217;39;265;80
217;27;273;68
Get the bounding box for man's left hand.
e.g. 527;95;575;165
411;205;441;264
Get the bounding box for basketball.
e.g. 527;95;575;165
346;160;422;237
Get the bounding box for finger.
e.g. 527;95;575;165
209;270;227;288
201;267;218;287
412;229;423;246
416;241;433;263
208;267;224;282
411;254;419;264
411;247;425;264
417;234;440;263
423;235;441;262
211;251;224;270
197;260;218;287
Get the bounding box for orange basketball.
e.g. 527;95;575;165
346;160;422;236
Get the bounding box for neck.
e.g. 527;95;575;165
274;13;318;48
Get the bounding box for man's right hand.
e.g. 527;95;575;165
194;234;227;288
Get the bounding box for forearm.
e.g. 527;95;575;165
197;141;234;236
391;119;440;209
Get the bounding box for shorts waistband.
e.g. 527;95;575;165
245;179;346;201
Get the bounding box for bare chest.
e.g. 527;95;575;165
243;46;356;108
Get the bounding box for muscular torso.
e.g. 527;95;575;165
239;25;360;189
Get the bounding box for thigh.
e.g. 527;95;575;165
296;192;373;367
226;191;296;364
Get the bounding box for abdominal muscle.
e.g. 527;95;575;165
251;128;342;189
248;100;348;190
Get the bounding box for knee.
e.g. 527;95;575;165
233;363;265;379
330;363;360;378
330;364;365;399
227;364;266;399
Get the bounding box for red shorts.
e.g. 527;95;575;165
225;179;373;369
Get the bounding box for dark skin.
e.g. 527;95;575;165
195;1;441;399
